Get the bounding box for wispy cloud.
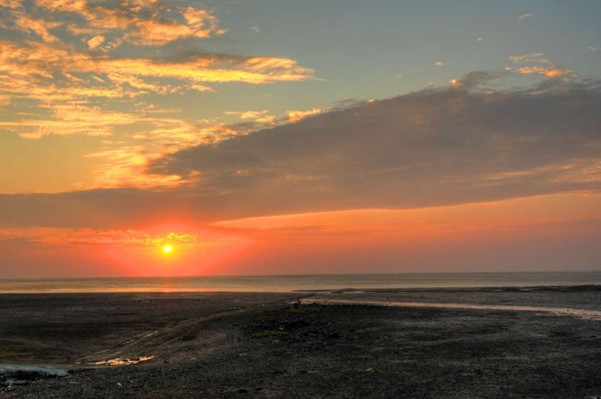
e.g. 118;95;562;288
508;53;545;63
0;40;314;107
287;108;323;123
0;104;139;139
434;60;456;67
34;0;227;46
245;113;275;125
0;3;315;110
0;0;316;190
518;13;534;21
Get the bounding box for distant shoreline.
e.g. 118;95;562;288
1;283;601;295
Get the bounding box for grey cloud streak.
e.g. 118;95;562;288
151;80;601;205
1;75;601;228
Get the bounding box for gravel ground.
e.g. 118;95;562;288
2;288;601;398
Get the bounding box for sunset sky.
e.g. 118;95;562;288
1;0;600;278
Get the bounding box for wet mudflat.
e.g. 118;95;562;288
2;288;601;398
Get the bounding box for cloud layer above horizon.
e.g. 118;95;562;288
1;72;600;229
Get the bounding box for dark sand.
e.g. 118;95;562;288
2;287;601;398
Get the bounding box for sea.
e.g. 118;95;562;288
1;271;601;293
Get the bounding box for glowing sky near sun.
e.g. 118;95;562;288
0;1;600;277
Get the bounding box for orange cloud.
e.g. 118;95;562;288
508;53;572;79
77;119;250;189
35;0;89;15
0;0;21;8
238;110;276;125
0;40;314;109
96;56;314;84
0;227;200;248
449;78;461;88
35;0;226;46
86;35;105;49
82;146;197;189
0;0;315;141
0;1;316;191
14;15;60;43
0;104;139;139
517;66;570;78
287;108;323;123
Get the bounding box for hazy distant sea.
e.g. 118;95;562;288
1;272;601;293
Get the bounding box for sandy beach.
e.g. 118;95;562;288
2;286;601;398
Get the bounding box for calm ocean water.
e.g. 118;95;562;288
1;272;601;293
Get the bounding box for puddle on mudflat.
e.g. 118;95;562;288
0;364;68;389
0;364;68;377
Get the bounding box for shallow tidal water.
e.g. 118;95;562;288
2;271;601;293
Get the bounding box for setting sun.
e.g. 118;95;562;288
162;245;173;254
